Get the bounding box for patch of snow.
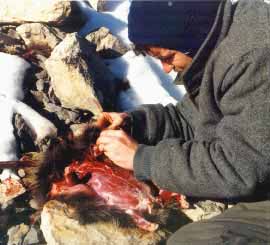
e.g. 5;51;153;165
0;169;20;181
0;52;30;100
77;0;131;45
106;51;185;110
0;99;17;161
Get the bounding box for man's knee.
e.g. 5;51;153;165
166;221;225;245
166;201;270;245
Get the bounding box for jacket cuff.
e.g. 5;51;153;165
127;110;147;142
133;144;155;181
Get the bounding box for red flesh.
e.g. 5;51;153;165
49;149;188;231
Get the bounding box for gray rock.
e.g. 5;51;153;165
30;90;48;104
45;33;119;115
22;226;39;245
17;24;63;52
0;0;72;26
0;32;25;55
16;23;65;55
35;70;48;80
36;79;46;92
14;113;37;153
182;200;227;222
86;27;129;58
44;103;81;124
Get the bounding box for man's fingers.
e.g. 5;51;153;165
96;135;113;145
98;144;105;152
100;129;126;137
107;118;123;130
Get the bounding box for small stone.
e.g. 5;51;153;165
29;199;40;210
7;224;29;245
36;79;45;91
30;90;48;104
17;169;25;178
22;226;39;245
35;70;48;80
86;27;128;58
7;29;21;40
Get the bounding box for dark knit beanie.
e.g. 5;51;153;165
128;1;221;55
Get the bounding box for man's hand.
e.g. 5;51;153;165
94;112;129;130
96;129;138;170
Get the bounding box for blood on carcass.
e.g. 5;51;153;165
49;147;188;232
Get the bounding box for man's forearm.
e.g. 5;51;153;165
128;103;193;145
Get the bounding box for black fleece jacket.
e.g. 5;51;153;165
129;0;270;201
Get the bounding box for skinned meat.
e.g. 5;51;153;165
49;149;188;232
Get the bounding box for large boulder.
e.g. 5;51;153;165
45;33;118;115
0;0;72;26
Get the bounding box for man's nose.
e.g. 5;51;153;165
161;61;173;73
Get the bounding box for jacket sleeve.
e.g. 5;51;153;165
133;49;270;200
128;99;194;145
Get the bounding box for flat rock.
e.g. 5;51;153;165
0;0;72;26
41;200;166;245
45;33;118;115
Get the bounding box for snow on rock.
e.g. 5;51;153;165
8;98;58;143
77;0;131;46
0;99;17;161
106;51;186;110
0;53;31;163
0;53;57;185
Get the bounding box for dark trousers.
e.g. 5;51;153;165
167;201;270;245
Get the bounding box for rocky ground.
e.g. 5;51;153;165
0;1;230;244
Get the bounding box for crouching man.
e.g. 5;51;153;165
96;1;270;244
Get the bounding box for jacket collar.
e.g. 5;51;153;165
175;0;235;95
